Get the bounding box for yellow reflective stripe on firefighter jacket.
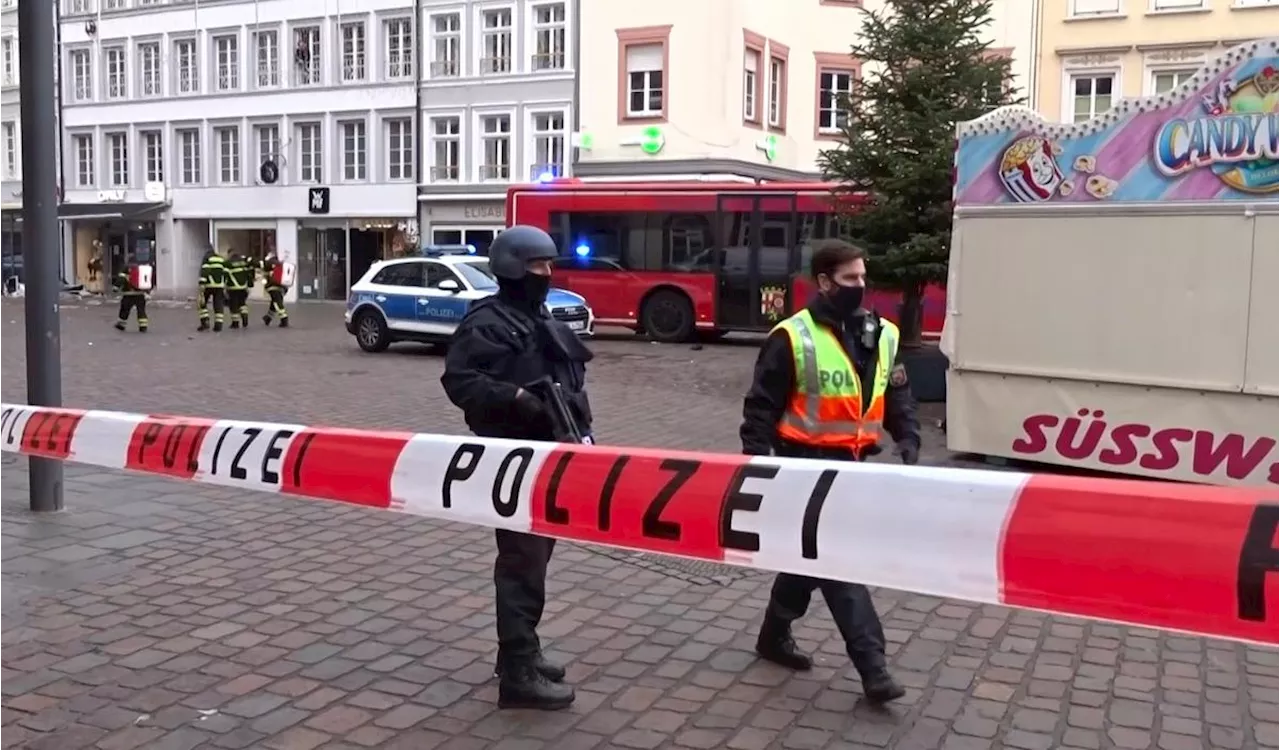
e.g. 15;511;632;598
772;308;899;449
199;256;227;289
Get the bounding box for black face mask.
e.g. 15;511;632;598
827;283;865;317
523;273;551;308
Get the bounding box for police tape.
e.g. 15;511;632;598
2;402;1276;646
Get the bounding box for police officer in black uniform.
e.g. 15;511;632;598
441;225;594;711
740;239;918;704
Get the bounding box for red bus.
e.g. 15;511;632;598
506;180;946;342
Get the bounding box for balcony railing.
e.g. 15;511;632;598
479;164;510;181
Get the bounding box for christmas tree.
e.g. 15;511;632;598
819;0;1022;345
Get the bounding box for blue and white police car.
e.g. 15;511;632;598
345;246;594;353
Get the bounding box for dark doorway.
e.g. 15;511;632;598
349;228;382;286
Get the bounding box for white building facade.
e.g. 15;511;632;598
575;0;1034;181
58;0;420;301
416;0;576;254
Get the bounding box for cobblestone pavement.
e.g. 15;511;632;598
2;299;1276;750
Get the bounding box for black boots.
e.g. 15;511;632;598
756;627;814;672
494;653;566;683
497;659;574;711
262;314;272;326
756;621;904;705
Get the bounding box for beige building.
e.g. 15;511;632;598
575;0;1034;181
1035;0;1278;122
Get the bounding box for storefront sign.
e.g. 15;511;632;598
463;204;503;220
954;38;1279;204
97;190;126;203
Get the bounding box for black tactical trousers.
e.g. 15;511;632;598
764;573;888;677
494;529;556;664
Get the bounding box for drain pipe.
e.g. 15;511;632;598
570;0;581;178
413;4;423;233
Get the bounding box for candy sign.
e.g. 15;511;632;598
954;39;1279;205
1152;61;1278;192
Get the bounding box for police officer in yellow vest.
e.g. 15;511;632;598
740;239;917;705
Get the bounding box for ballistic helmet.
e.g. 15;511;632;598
487;225;559;280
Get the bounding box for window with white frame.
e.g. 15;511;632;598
341;120;367;181
768;57;784;127
74;134;95;187
384;18;413;80
531;3;566;71
178;128;201;185
254;30;280;88
340;22;366;82
3;122;17;179
174;38;199;94
430;116;460;181
138;41;162;97
1070;73;1115;122
296;122;322;182
294;26;321;86
625;44;663;118
70;49;92;102
108;132;129;187
215;34;240;91
743;50;759;121
255;123;280;171
215;126;240;184
1151;68;1195;93
530;112;565;180
1070;0;1122;15
480;114;511;181
104;0;125;8
1151;0;1202;8
818;68;855;133
481;8;513;75
105;46;127;99
430;14;461;77
69;0;91;12
1233;0;1277;5
2;38;15;87
386;118;413;181
142;130;163;183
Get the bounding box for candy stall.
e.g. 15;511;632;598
943;38;1278;488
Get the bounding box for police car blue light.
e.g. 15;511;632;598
345;255;595;353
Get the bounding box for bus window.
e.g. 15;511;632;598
664;213;714;271
797;212;843;274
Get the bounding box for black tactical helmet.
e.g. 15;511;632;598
487;225;559;280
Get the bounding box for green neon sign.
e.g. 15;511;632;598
758;135;778;163
639;126;666;155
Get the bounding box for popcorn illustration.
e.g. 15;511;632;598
1059;180;1075;196
1073;155;1097;174
1085;175;1119;199
998;136;1065;203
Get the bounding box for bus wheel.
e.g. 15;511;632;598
642;290;695;343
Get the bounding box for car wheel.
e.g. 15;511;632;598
641;289;695;343
355;309;391;352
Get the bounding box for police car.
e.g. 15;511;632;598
345;246;595;353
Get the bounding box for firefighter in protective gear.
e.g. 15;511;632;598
441;225;594;712
260;254;290;328
197;250;228;332
112;266;148;333
225;254;252;329
740;239;917;706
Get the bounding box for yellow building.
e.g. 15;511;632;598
1034;0;1278;122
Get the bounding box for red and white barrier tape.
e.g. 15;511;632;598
2;403;1276;646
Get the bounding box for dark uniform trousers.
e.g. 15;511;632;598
761;445;887;678
495;530;557;662
764;574;887;676
116;294;148;331
199;287;226;326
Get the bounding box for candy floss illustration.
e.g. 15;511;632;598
998;136;1064;203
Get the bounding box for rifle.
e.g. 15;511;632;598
523;376;586;444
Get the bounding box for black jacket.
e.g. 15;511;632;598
442;295;594;440
740;294;920;460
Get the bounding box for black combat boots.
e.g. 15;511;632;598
755;619;814;672
497;660;574;710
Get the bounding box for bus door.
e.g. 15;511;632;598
714;193;798;330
